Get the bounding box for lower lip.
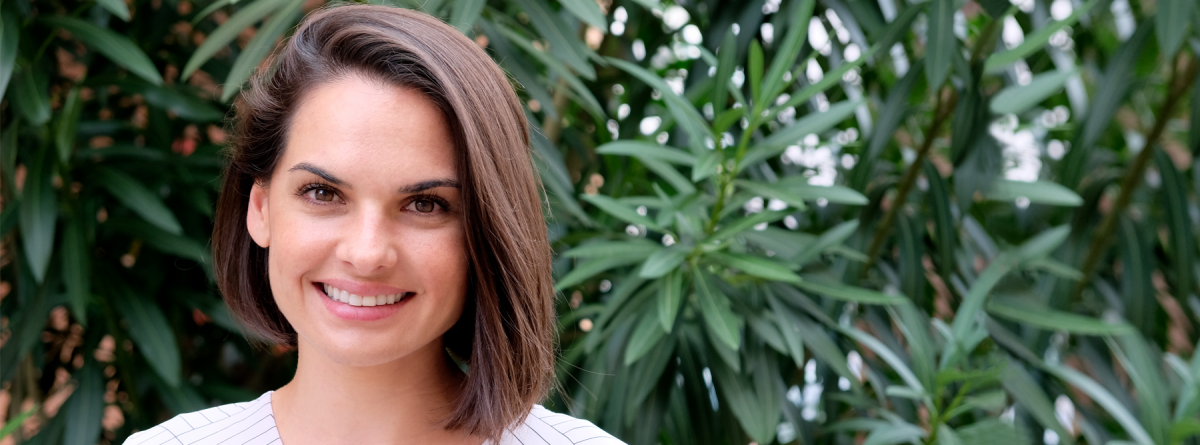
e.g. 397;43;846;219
316;283;409;322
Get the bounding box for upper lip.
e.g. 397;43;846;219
317;278;411;297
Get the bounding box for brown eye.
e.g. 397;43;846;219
310;188;336;202
413;199;436;213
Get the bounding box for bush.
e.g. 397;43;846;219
2;0;1198;444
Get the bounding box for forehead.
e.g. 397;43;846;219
279;75;457;181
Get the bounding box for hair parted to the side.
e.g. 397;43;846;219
210;4;555;440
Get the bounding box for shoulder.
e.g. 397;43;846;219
122;391;278;445
498;405;625;445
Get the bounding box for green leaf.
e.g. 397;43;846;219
1157;0;1193;56
862;422;926;445
925;0;956;88
222;0;302;102
96;167;183;234
640;157;697;195
580;193;661;230
761;0;815;100
12;66;51;125
733;180;803;211
134;83;227;122
986;179;1083;206
63;361;104;445
779;177;869;205
112;285;182;386
1061;22;1151;188
96;0;132;20
792;219;859;266
111;217;209;264
596;141;697;165
1003;362;1074;445
692;150;721;182
1107;334;1171;445
984;0;1101;73
19;148;57;282
712;29;738;117
496;25;605;118
1117;216;1155;334
793;279;905;305
510;0;596;79
748;39;764;107
563;239;661;259
554;254;647;291
987;299;1134;335
711;252;802;283
624;311;667;365
559;0;607;30
1025;257;1083;281
658;269;684;332
607;57;711;154
0;11;18;100
693;266;742;350
449;0;485;32
61;219;90;325
41;17;162;84
1014;225;1070;263
745;100;860;167
55;88;83;164
765;291;806;368
707;210;788;244
990;69;1074;115
183;0;290;81
0;404;37;439
1154;149;1195;302
853;64;923;189
640;246;689;278
1045;363;1155;445
192;0;234;25
951;253;1014;347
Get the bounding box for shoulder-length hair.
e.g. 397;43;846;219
210;4;555;439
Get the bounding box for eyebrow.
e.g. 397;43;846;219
287;162;460;193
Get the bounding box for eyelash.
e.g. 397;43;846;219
294;182;451;214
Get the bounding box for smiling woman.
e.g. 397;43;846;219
122;5;622;445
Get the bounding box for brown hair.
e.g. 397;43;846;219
210;4;555;439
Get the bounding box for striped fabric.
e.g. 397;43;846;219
123;391;624;445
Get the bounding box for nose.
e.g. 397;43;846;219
335;207;398;274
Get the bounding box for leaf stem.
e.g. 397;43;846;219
1073;52;1198;300
860;88;957;277
706;116;758;234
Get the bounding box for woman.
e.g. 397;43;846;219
125;5;622;444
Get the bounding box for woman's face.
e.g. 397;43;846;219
246;75;468;367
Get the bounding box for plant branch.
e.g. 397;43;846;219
1073;53;1198;300
860;88;957;278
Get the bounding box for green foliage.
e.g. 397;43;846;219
3;1;1200;445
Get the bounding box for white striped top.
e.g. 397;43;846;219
123;391;624;445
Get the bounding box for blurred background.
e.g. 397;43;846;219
1;0;1199;443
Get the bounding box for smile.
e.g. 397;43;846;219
321;283;412;307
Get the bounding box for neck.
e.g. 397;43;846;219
272;337;478;445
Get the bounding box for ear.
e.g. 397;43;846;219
247;181;271;248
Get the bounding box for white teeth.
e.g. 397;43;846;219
323;284;407;307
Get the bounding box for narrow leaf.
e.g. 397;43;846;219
984;0;1100;73
183;0;290;80
42;17;162;84
748;39;764;106
625;311;666;365
986;179;1083;206
559;0;608;30
450;0;485;33
746;100;860;166
1045;363;1155;445
0;12;18;99
222;0;302;102
712;252;802;283
562;239;661;259
61;219;90;325
96;167;183;234
112;287;182;386
1003;363;1074;445
19;148;56;282
63;361;104;445
986;299;1135;335
951;253;1014;344
581;193;661;230
658;270;684;331
1157;0;1193;56
762;0;815;99
596;141;697;165
640;247;689;278
925;0;956;88
990;69;1074;115
96;0;132;20
693;266;742;350
793;279;905;305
